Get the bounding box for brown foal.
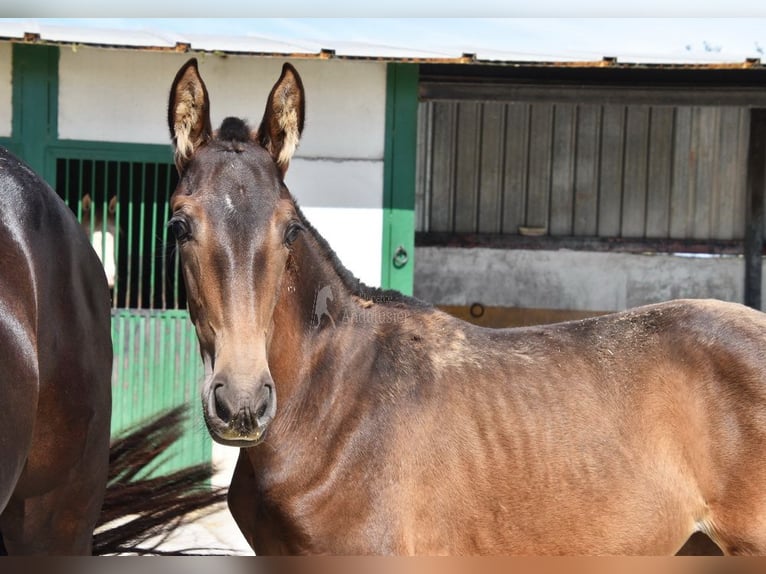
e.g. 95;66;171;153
168;58;766;555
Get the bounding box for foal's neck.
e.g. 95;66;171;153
268;216;364;383
258;210;428;493
260;221;370;471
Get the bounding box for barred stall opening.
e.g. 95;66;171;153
55;155;210;475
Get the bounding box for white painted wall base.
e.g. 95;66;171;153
414;247;755;312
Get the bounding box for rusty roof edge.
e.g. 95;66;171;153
0;29;763;70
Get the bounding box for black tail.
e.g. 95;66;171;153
93;406;230;555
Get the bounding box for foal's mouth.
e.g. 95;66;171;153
208;424;269;447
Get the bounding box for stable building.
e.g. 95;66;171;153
2;19;766;479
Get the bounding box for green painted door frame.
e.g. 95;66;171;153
8;43;59;184
3;43;210;473
382;63;419;295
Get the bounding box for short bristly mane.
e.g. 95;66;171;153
218;117;251;143
292;199;430;309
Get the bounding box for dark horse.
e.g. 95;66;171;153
167;59;766;555
0;147;112;554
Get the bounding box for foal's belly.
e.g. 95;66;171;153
395;384;706;555
403;470;701;555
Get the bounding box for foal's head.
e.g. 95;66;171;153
168;59;305;446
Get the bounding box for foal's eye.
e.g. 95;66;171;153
168;217;192;243
284;222;304;246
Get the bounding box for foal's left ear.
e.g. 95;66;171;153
256;63;305;177
168;58;212;173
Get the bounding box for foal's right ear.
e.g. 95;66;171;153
168;58;212;173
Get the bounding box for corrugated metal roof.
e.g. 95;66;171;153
0;19;764;68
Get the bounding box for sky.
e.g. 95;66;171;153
3;2;766;17
6;17;766;63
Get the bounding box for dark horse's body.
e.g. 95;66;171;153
168;59;766;555
0;147;112;554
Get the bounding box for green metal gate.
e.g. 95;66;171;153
55;154;211;473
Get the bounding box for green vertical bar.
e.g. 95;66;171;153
180;318;192;469
113;162;122;309
126;314;137;431
76;160;83;221
147;314;157;433
381;63;418;295
89;160;96;238
159;313;168;422
110;312;122;433
161;166;172;310
63;159;70;206
173;252;181;309
12;44;58;183
119;313;127;433
149;164;159;309
179;315;188;401
137;313;147;431
101;162;109;281
118;312;126;432
110;314;118;433
137;164;147;309
126;165;135;308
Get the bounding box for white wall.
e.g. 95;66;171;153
415;247;753;312
58;47;387;287
0;43;12;137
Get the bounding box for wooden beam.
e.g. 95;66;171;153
416;232;751;256
420;81;766;108
745;109;766;309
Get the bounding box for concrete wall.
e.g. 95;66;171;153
415;247;754;312
57;47;386;287
0;43;11;137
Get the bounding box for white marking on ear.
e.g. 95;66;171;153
259;63;304;174
174;99;200;163
277;107;300;169
169;59;212;172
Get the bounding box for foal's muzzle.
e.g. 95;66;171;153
203;373;277;447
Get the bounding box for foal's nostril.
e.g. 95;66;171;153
255;385;274;424
213;384;233;424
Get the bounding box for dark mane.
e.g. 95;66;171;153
291;199;430;310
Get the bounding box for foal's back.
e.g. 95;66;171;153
382;298;766;554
